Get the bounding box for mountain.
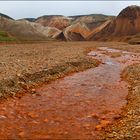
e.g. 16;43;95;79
35;14;114;30
22;18;36;22
0;17;62;41
70;14;114;24
88;5;140;41
0;12;115;41
35;15;71;30
30;22;62;39
62;15;114;41
115;5;140;36
61;22;89;41
1;6;140;42
0;13;14;20
0;18;48;41
86;20;111;40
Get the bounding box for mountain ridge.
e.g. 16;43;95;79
0;5;140;43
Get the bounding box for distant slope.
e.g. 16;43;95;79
20;18;36;22
0;13;116;41
2;7;140;42
88;5;140;41
30;22;62;39
0;17;48;41
0;31;15;42
35;15;71;30
35;14;114;31
0;17;64;41
70;14;114;24
25;18;36;22
128;33;140;44
0;13;14;20
86;20;111;40
63;22;90;41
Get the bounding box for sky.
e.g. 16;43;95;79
0;1;140;19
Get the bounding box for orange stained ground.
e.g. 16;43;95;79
0;47;140;139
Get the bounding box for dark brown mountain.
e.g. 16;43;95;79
88;5;140;41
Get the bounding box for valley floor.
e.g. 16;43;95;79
0;41;140;139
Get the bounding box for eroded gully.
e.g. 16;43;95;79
0;47;140;139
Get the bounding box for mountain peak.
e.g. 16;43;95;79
0;13;14;20
118;5;140;19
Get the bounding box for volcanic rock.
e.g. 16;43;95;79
35;15;71;30
63;23;90;41
88;5;140;41
0;17;62;41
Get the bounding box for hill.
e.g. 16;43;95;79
0;13;14;20
88;5;140;41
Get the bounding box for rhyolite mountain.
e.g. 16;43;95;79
0;17;62;41
0;13;14;20
35;14;113;28
0;13;112;41
35;15;71;30
0;5;140;42
0;18;47;41
34;14;113;41
88;5;140;42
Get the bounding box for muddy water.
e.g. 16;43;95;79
0;47;140;139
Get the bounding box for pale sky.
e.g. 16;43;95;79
0;1;140;19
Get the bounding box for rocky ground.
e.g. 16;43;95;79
102;63;140;140
0;41;100;98
89;43;140;140
95;42;140;140
0;41;140;139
